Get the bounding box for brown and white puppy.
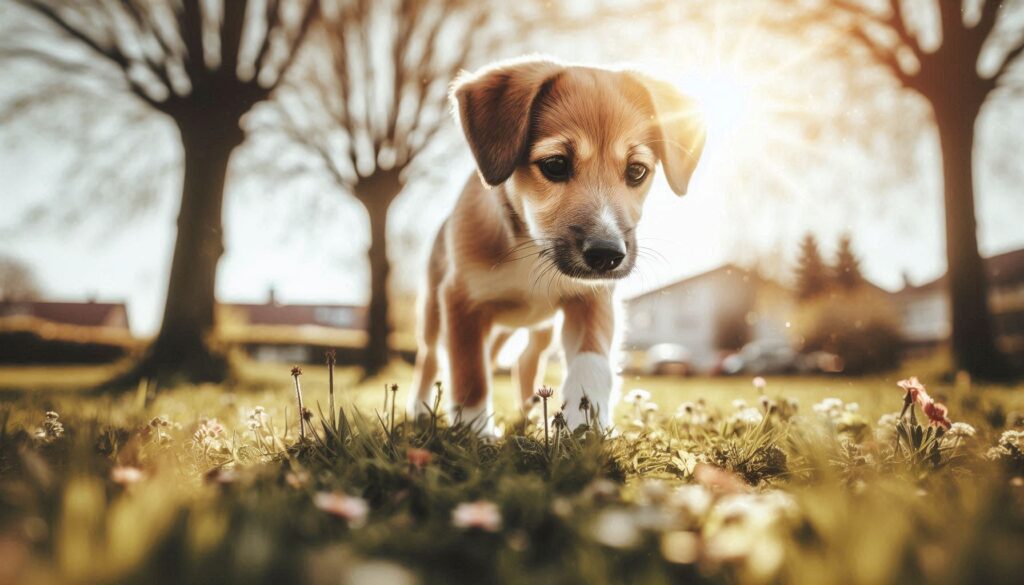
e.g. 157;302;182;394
409;58;705;433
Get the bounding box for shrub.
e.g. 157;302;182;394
795;289;903;374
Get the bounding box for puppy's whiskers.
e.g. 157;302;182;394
492;237;554;268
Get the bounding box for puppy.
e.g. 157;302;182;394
409;58;705;433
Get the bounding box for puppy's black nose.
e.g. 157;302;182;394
582;239;626;272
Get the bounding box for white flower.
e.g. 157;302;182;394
346;561;418;585
999;429;1024;447
812;397;844;416
247;407;268;430
638;479;671;504
193;418;228;452
731;399;748;410
590;509;641;549
947;422;976;439
675;402;709;427
452;501;502;532
625;389;651;404
875;412;901;442
670;484;713;519
110;465;145;486
729;407;764;428
752;376;767;391
988;429;1024;460
34;411;64;443
661;531;700;564
702;492;792;580
314;492;369;527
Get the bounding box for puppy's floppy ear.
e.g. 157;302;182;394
630;74;707;196
451;59;564;186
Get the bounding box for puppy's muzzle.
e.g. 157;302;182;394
582;238;626;272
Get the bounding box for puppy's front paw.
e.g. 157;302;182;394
449;402;496;438
561;352;614;432
407;386;439;420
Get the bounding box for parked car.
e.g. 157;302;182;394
645;343;693;376
798;350;845;374
722;340;798;375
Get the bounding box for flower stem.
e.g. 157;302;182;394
291;366;305;440
543;396;550;449
390;384;398;437
326;350;336;430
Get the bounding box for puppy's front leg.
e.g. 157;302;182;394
560;293;617;431
444;284;494;434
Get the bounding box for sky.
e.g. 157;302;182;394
2;3;1023;336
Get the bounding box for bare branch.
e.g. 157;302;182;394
220;0;248;78
266;0;320;92
993;37;1024;85
11;0;166;108
845;20;917;89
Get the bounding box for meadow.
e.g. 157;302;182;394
1;361;1023;585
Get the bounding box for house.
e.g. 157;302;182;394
893;248;1024;359
218;293;368;364
0;299;131;331
0;299;135;364
623;265;795;372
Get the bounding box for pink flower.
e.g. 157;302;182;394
314;492;369;527
110;465;144;486
536;386;555;399
897;377;929;403
921;401;952;429
693;463;751;495
406;448;434;468
452;501;502;532
898;377;951;428
193;418;226;443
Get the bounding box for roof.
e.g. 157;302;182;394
0;300;130;330
218;302;416;352
625;264;771;303
987;248;1024;287
223;303;367;329
897;247;1024;295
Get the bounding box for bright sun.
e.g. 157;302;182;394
676;70;757;141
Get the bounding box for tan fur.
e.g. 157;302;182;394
409;58;705;431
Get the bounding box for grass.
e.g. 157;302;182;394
1;360;1023;584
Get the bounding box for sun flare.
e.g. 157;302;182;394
677;70;758;142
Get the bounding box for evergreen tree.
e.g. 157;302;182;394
833;234;863;291
795;233;828;300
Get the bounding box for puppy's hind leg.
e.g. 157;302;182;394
409;287;442;418
489;328;514;368
515;325;555;412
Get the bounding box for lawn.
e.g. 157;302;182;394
1;361;1023;584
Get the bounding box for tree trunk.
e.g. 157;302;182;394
122;118;244;387
931;96;1007;378
356;172;403;377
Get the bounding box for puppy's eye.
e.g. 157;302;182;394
538;156;571;182
626;163;649;185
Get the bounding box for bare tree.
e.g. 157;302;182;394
2;0;319;385
0;255;41;302
774;0;1024;377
